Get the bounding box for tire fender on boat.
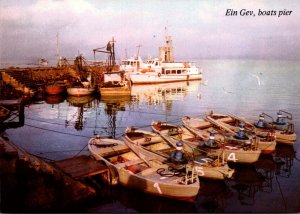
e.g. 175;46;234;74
158;73;161;77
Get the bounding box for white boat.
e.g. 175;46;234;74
99;71;131;97
182;116;262;164
122;36;203;84
67;86;95;97
240;111;297;145
206;113;277;154
88;135;200;202
124;127;234;181
150;121;235;180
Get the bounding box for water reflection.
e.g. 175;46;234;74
274;144;296;178
131;81;201;107
45;94;66;105
100;96;131;138
196;180;232;212
66;95;96;130
228;165;265;206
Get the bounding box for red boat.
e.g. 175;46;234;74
45;81;66;95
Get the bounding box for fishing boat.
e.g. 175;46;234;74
125;36;202;84
99;71;131;97
124;127;234;180
88;135;200;202
151;121;235;180
206;113;277;154
38;58;48;66
67;95;95;107
0;106;11;122
67;79;95;97
231;111;296;145
182;116;261;164
45;81;66;95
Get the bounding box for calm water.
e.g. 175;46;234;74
3;59;300;212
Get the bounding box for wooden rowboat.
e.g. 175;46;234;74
151;121;235;180
88;135;200;202
206;113;277;154
124;127;233;181
227;111;296;145
182;116;261;164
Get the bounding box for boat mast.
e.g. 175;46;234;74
56;32;60;67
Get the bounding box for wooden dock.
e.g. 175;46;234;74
54;155;110;181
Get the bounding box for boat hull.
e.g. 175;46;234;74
88;138;199;202
182;116;262;164
130;73;202;84
45;85;66;95
99;87;131;96
67;87;95;97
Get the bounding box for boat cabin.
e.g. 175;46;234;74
120;56;143;73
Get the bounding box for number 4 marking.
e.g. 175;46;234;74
227;153;238;162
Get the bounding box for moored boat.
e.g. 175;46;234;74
88;135;200;202
124;36;202;84
231;111;297;145
151;121;235;180
206;113;277;154
45;81;66;95
125;128;234;180
99;71;131;97
67;87;95;97
182;116;262;164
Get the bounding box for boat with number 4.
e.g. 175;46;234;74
88;135;200;202
206;113;277;154
182;116;262;164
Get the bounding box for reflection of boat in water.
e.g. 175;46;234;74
197;180;231;212
67;95;96;107
66;95;96;130
131;81;200;104
45;94;65;105
273;144;296;178
228;165;264;206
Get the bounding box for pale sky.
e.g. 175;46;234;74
0;0;299;62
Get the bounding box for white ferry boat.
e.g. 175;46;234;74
121;36;203;84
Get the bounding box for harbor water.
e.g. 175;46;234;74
2;59;300;212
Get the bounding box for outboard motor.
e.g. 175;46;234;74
204;130;218;148
273;111;287;125
234;122;249;140
255;114;265;128
168;140;187;164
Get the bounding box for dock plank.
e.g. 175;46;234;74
55;155;109;180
